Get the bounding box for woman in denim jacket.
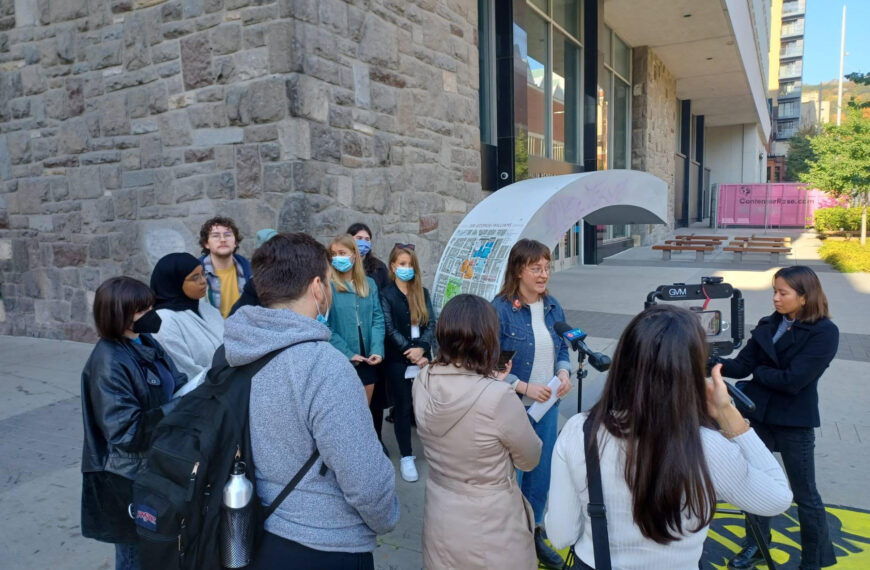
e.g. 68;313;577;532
491;239;571;570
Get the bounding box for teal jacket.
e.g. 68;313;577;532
327;277;386;359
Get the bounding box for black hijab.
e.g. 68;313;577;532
150;253;203;316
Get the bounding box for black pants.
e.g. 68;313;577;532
386;362;414;457
250;532;374;570
744;422;836;569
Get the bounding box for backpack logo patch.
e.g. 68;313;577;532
134;504;158;531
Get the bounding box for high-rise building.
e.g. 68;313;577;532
768;0;806;180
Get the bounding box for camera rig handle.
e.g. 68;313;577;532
644;277;744;355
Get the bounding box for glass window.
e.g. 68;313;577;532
600;26;612;66
675;99;683;154
514;15;548;160
478;0;496;145
553;31;582;164
529;0;547;13
552;0;580;39
597;66;611;170
613;33;630;80
613;79;629;168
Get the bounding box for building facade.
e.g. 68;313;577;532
767;0;806;175
0;0;773;340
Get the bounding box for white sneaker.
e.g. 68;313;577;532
400;456;418;482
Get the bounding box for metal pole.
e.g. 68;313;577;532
837;4;846;126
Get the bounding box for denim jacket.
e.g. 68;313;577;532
492;294;571;391
199;253;253;312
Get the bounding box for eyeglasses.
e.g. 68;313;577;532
209;232;234;240
395;243;416;251
526;265;550;276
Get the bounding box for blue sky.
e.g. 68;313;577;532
802;1;870;84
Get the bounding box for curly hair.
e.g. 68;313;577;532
198;216;242;254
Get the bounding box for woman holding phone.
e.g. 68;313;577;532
492;239;572;569
326;234;385;405
719;266;839;570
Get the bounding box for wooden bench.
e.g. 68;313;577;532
652;244;715;261
728;241;790;248
733;235;791;244
723;245;792;263
675;235;728;242
665;239;722;247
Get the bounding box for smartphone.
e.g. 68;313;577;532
697;310;722;335
496;350;516;371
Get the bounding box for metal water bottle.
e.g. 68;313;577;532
220;460;254;568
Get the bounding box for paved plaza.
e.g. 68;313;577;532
1;229;869;569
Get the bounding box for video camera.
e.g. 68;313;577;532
644;276;745;358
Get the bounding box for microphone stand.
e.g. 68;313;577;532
576;352;587;415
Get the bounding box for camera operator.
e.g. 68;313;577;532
717;266;838;570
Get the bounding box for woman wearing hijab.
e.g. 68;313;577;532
149;253;224;388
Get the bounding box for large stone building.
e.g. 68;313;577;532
0;0;773;340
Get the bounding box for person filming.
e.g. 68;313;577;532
718;266;838;570
546;305;792;569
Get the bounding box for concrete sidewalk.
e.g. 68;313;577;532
1;230;868;569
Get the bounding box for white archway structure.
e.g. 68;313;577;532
432;170;669;310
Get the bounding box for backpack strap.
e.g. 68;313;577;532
263;449;321;520
583;414;612;570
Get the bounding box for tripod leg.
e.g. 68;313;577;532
744;513;776;569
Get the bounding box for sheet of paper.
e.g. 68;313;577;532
405;365;420;380
173;369;206;399
526;376;561;422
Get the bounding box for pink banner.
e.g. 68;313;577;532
717;184;842;227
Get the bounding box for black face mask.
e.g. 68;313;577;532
132;310;162;335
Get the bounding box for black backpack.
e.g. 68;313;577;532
132;345;319;569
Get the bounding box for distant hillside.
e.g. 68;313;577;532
803;80;870;107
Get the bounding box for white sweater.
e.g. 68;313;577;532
153;299;224;386
545;412;792;569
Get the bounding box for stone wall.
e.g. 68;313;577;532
0;0;482;340
631;45;676;244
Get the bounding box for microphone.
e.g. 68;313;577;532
554;322;612;372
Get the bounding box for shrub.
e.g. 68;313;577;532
814;207;863;233
819;240;870;273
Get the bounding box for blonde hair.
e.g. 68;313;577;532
388;245;429;326
328;234;370;297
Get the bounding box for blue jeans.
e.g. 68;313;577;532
114;543;140;570
517;402;559;526
744;423;836;569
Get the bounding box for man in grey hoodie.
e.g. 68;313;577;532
223;232;399;569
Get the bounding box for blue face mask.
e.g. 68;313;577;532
395;267;415;282
331;256;353;273
355;239;371;256
315;283;330;324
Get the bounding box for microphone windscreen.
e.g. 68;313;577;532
554;321;572;337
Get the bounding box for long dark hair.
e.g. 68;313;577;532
774;265;830;324
588;304;716;544
346;222;383;277
433;294;499;376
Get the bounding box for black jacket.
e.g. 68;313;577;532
229;279;260;316
365;256;390;292
719;312;838;428
380;282;436;364
80;335;187;542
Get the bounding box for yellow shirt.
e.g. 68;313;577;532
215;266;240;318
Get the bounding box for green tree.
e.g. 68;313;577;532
845;72;869;86
784;128;817;182
800;105;870;245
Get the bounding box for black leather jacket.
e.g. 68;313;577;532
380;282;436;364
80;335;187;479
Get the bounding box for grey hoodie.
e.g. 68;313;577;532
224;305;399;553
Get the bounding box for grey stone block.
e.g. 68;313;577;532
235;145;260;198
85;40;122;70
121;169;153;188
18;178;51;214
157;112;193;147
112;187;138;219
204;171;235;200
100;93;129;136
174;176;203;202
130;117;159;134
140;135;163;169
286;74;328;122
20;65;47;95
262;161;292;194
266;20;300;73
209;22;240;55
310;122;340;162
359;13;397;67
226;77;286;125
34;299;70;324
180;33;213;89
52;243;87;267
191;127;244;147
187;102;228;128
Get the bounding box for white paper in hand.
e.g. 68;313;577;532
527;376;561;422
405;365;420;380
173;369;206;399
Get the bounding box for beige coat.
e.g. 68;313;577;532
413;365;542;570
